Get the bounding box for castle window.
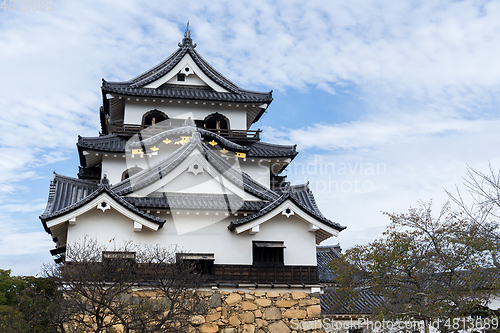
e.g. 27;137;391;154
204;113;230;133
142;109;168;127
177;73;185;81
177;253;214;275
253;241;285;266
121;166;143;180
102;251;136;280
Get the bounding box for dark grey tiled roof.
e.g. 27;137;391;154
317;245;342;283
321;288;385;315
102;83;272;104
42;173;98;219
228;184;345;232
77;127;297;159
125;193;268;211
40;174;165;233
111;131;279;202
102;35;272;109
78;135;128;152
247;141;298;158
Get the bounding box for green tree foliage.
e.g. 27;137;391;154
0;269;64;332
330;202;500;326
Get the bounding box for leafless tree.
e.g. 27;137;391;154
447;164;500;269
44;237;208;333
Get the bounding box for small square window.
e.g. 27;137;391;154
177;73;185;81
102;251;136;280
177;253;214;275
253;241;285;266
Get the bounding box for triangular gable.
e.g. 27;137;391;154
41;182;164;237
112;129;278;202
228;185;345;244
43;190;163;233
231;199;340;244
127;147;259;201
143;53;228;93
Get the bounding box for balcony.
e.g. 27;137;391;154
213;265;318;285
108;124;261;142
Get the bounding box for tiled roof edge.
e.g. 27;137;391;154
40;183;165;227
228;184;345;232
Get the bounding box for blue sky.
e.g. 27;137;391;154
2;0;500;276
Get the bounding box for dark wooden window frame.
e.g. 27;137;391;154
252;241;285;267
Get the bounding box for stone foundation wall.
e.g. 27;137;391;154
190;290;323;333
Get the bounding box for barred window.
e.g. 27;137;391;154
252;241;285;266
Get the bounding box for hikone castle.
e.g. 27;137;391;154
40;24;347;332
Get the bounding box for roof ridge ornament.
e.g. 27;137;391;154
178;21;197;49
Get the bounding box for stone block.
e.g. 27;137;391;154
206;312;221;322
242;324;256;333
268;320;291;333
291;292;307;300
225;292;242;306
238;291;246;295
199;323;219;333
254;309;262;318
255;318;268;328
189;315;205;326
209;293;222;308
229;315;241;326
280;292;290;298
224;329;237;333
239;311;255;324
263;307;282;320
275;299;297;308
306;305;321;318
254;291;266;297
298;298;320;306
241;301;258;311
245;293;255;300
254;298;271;307
267;291;281;298
283;309;307;319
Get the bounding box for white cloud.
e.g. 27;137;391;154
0;203;47;213
0;232;53;257
274;113;500;248
2;0;500;273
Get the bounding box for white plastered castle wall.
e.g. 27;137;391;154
101;156;128;185
240;160;270;188
123;100;248;130
66;208;317;266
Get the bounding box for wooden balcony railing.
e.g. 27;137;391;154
109;124;175;136
204;128;261;142
62;262;318;285
213;265;318;285
108;124;261;142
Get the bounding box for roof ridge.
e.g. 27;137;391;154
203;143;279;201
111;133;198;194
111;131;278;201
53;173;100;186
228;185;345;232
40;184;165;226
252;141;296;149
